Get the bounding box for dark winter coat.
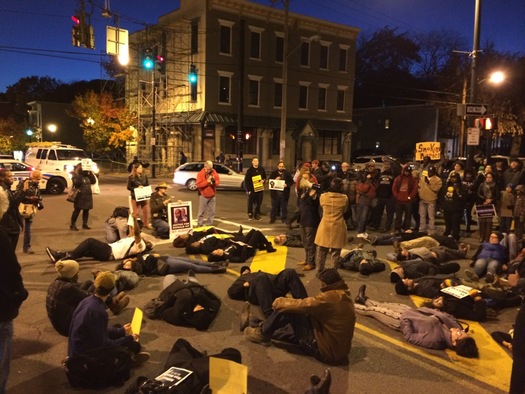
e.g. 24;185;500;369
72;171;96;210
127;173;150;200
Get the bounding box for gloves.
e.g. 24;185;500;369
469;289;482;302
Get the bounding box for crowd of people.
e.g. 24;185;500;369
4;153;525;393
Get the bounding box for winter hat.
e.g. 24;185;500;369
316;268;342;285
395;280;409;295
55;260;79;279
94;271;116;291
390;270;402;283
507;183;514;190
240;266;251;275
155;181;169;190
359;261;373;276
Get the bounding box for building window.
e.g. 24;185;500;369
319;131;341;155
218;73;232;104
274;81;282;108
385;119;390;129
191;20;199;54
248;76;261;107
249;27;264;59
219;21;233;55
300;41;310;67
271;129;280;155
339;46;348;72
275;35;284;63
299;83;309;109
320;43;329;69
337;88;346;111
318;86;327;110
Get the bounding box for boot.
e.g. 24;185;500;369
354;284;368;305
82;223;91;229
110;295;130;315
70;224;79;231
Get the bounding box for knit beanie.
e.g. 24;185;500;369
55;260;79;279
395;280;409;295
240;266;251;275
94;271;116;291
317;268;342;285
390;270;402;283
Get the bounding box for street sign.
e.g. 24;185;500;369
465;103;488;116
467;127;480;145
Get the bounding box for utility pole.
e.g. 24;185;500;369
279;0;290;164
151;75;157;178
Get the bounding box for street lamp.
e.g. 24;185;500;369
279;33;321;163
46;124;57;142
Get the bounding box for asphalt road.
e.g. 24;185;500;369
6;173;515;393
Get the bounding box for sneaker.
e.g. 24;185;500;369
248;213;253;221
485;272;495;284
131;352;150;368
82;224;91;230
69;225;79;231
24;249;35;254
187;269;199;283
464;269;479;282
46;247;65;264
366;235;378;245
356;233;367;239
244;326;271;346
255;215;262;221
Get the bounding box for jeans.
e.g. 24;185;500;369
356;203;370;234
152;218;169;239
316;246;341;271
371;196;395;230
71;208;90;226
0;320;13;394
163;256;225;274
301;226;317;266
395;202;412;231
70;238;112;261
23;217;32;252
418;200;436;233
247;191;263;216
473;258;500;277
270;193;288;221
197;195;216;226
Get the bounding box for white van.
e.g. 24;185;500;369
25;143;99;194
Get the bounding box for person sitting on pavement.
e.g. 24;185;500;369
46;217;152;264
46;260;130;336
228;267;308;325
338;247;386;276
67;272;149;375
149;181;176;239
243;269;355;366
354;285;479;358
117;253;227;276
273;228;304;248
465;231;508;283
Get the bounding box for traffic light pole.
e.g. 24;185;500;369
151;75;157;179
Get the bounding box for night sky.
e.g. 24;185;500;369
0;0;524;93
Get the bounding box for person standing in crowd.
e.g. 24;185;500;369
179;151;187;166
502;157;525;188
355;167;377;241
150;182;171;239
297;169;321;271
196;160;220;227
418;164;442;235
0;169;22;250
462;169;478;234
500;183;515;234
441;172;467;241
446;161;465;182
269;161;294;224
127;156;150;173
244;157;266;221
127;163;151;229
312;178;348;272
338;162;358;230
513;185;525;244
313;161;335;193
0;187;28;393
392;165;419;233
15;170;43;253
370;160;395;233
70;163;97;231
476;171;499;243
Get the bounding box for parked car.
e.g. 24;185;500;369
351;155;399;172
0;158;65;194
173;162;245;191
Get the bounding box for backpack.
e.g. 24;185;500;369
113;206;130;218
65;345;132;389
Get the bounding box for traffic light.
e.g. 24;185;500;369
157;52;166;74
189;64;198;102
71;15;82;47
477;117;498;131
142;48;155;70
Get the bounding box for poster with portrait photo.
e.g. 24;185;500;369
168;201;193;239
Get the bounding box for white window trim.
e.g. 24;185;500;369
218;19;235;56
317;85;328;112
275;33;284;64
339;45;349;72
217;71;234;106
248;75;263;108
299;81;311;110
249;29;262;60
273;79;283;109
320;42;331;70
300;38;311;68
336;87;346;113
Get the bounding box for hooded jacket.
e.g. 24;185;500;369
392;166;418;203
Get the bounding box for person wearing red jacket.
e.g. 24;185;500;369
392;165;419;232
196;161;220;226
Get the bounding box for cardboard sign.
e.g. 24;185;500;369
441;285;473;299
475;204;497;218
269;179;285;191
252;175;264;192
134;185;152;202
155;366;193;388
168;201;193;239
415;142;441;161
209;357;247;394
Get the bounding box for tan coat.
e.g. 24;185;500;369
314;192;348;249
272;282;355;364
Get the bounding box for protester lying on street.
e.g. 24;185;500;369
273;228;304;247
46;260;130;336
46;217;152;263
117;253;227;275
143;272;221;331
419;278;521;322
228;267;308;325
387;243;470;264
185;229;276;262
171;226;243;248
242;269;355;366
389;260;460;284
354;285;479;358
372;231;459;250
338;247;386;276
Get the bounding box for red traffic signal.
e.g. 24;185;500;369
476;117;498;131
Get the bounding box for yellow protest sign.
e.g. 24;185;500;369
252;175;264;192
415;142;441;161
